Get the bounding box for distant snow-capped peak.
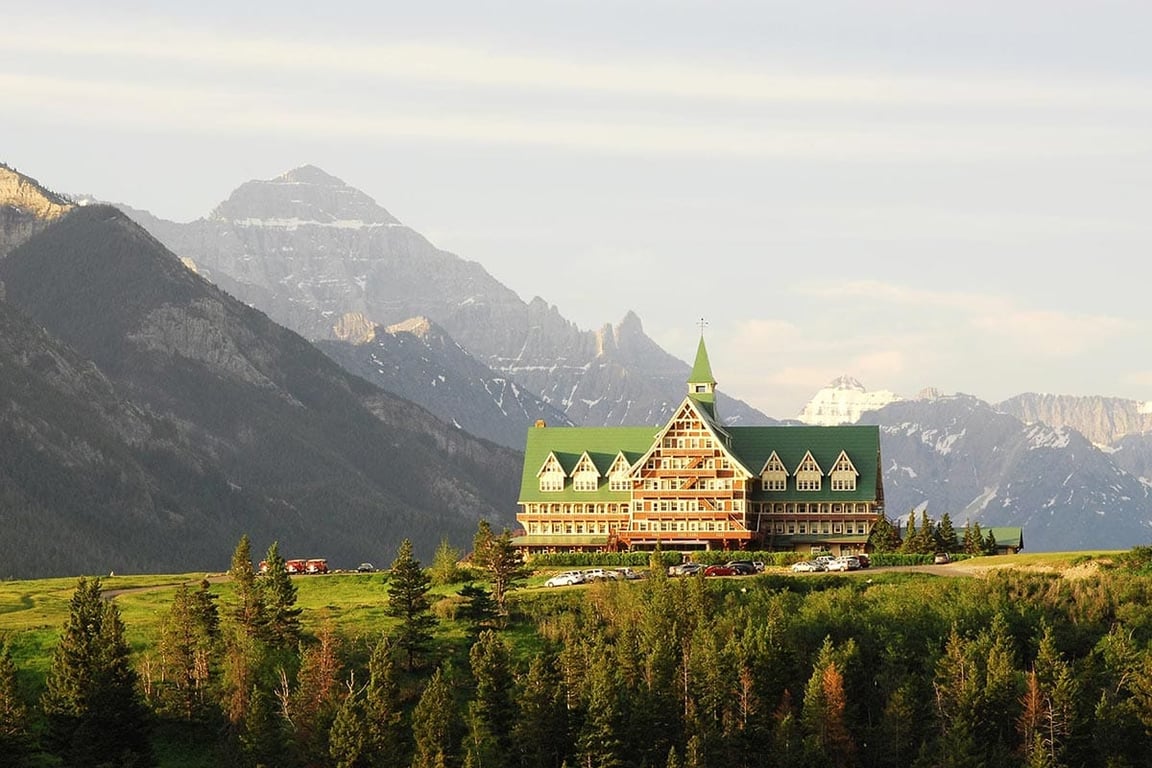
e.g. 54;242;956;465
797;376;902;425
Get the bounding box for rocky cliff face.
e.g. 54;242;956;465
316;313;574;450
0;164;72;258
996;393;1152;446
119;166;774;437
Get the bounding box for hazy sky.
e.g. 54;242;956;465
5;1;1152;419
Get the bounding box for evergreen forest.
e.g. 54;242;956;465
5;534;1152;768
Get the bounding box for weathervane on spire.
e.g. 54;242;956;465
697;317;708;336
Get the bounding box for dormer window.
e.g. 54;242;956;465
572;453;600;492
794;451;823;491
760;451;787;491
537;453;566;492
830;451;858;491
607;452;633;491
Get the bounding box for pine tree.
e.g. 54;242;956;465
411;666;458;768
469;630;515;764
577;658;625;768
261;541;303;650
901;514;918;554
156;580;222;719
0;641;31;766
229;534;267;638
241;684;285;768
387;539;437;670
289;622;344;764
984;529;999;556
868;515;902;552
471;523;529;616
457;583;498;641
513;653;568;768
329;688;368;768
937;513;958;553
363;636;405;768
41;577;155;767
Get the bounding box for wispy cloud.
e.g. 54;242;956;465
8;16;1152;110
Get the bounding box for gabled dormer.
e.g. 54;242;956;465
571;452;601;492
759;451;788;491
830;450;858;491
607;452;634;491
536;452;566;492
794;451;823;491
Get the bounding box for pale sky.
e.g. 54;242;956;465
4;1;1152;419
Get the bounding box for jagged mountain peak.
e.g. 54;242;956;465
386;316;438;339
797;376;902;426
1;164;74;257
208;165;400;227
827;374;865;391
276;164;347;186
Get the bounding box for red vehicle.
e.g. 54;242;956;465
286;559;307;574
305;558;329;574
704;564;737;577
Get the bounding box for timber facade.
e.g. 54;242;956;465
513;337;885;558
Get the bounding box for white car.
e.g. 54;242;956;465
791;561;820;573
544;571;585;587
827;556;860;572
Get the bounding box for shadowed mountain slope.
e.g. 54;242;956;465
0;204;521;577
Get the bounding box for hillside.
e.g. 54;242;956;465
0;203;522;578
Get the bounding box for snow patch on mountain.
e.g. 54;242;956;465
797;375;902;425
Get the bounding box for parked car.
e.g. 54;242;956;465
855;553;870;568
616;567;644;580
934;552;951;564
583;568;617;581
356;562;376;573
726;561;757;575
704;564;738;577
752;561;766;572
791;560;821;573
669;562;704;577
827;556;861;572
814;554;836;568
545;571;585;587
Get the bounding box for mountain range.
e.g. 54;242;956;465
118;166;774;440
4;161;1152;569
0;166;521;578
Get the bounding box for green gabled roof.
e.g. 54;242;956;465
728;424;882;502
520;425;657;503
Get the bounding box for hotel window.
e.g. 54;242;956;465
830;451;858;491
795;452;823;491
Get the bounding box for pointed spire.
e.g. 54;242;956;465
689;335;715;389
687;327;717;413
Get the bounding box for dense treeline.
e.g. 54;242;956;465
6;538;1152;767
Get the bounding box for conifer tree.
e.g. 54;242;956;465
329;688;368;768
469;630;514;763
901;514;918;554
156;580;222;719
457;583;498;641
577;658;625;768
261;540;303;650
387;539;437;669
937;513;958;553
984;529;998;556
289;622;344;764
0;641;31;765
867;515;902;553
41;577;155;767
471;523;529;616
363;636;406;768
513;652;568;768
241;684;284;767
411;666;458;768
229;534;267;638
